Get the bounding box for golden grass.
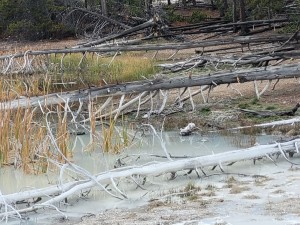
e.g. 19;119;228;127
0;105;71;174
101;115;131;154
51;52;158;85
0;75;51;101
0;53;158;102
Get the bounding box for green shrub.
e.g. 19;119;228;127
187;11;207;23
0;0;73;40
165;6;185;23
6;20;36;40
247;0;285;19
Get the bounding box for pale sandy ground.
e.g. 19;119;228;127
62;160;300;225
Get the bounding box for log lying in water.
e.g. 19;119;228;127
1;137;299;218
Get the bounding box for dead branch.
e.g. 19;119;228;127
74;19;156;48
70;7;131;30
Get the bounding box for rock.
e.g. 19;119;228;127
180;122;196;136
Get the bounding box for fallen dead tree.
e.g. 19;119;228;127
1;64;300;112
159;47;300;72
1;137;299;219
74;18;157;48
1;33;299;75
1;33;298;61
170;18;289;35
239;103;300;117
68;7;132;30
231;116;300;131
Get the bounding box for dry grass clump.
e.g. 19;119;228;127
229;185;250;194
51;52;158;85
0;106;71;174
101;115;131;154
0;53;158;102
0;76;51;101
243;194;260;199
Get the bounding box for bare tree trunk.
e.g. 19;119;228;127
145;0;153;19
232;0;238;32
192;0;196;6
168;0;171;5
220;0;229;17
224;0;228;10
182;0;187;8
239;0;248;35
101;0;107;16
211;0;216;9
84;0;88;8
2;64;300;110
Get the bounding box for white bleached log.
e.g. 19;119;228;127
1;138;300;219
231;116;300;130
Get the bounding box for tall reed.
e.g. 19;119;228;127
0;106;50;173
101;115;131;154
0;76;51;101
56;104;71;162
0;104;72;173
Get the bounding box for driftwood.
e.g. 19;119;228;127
1;137;300;219
239;103;300;118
